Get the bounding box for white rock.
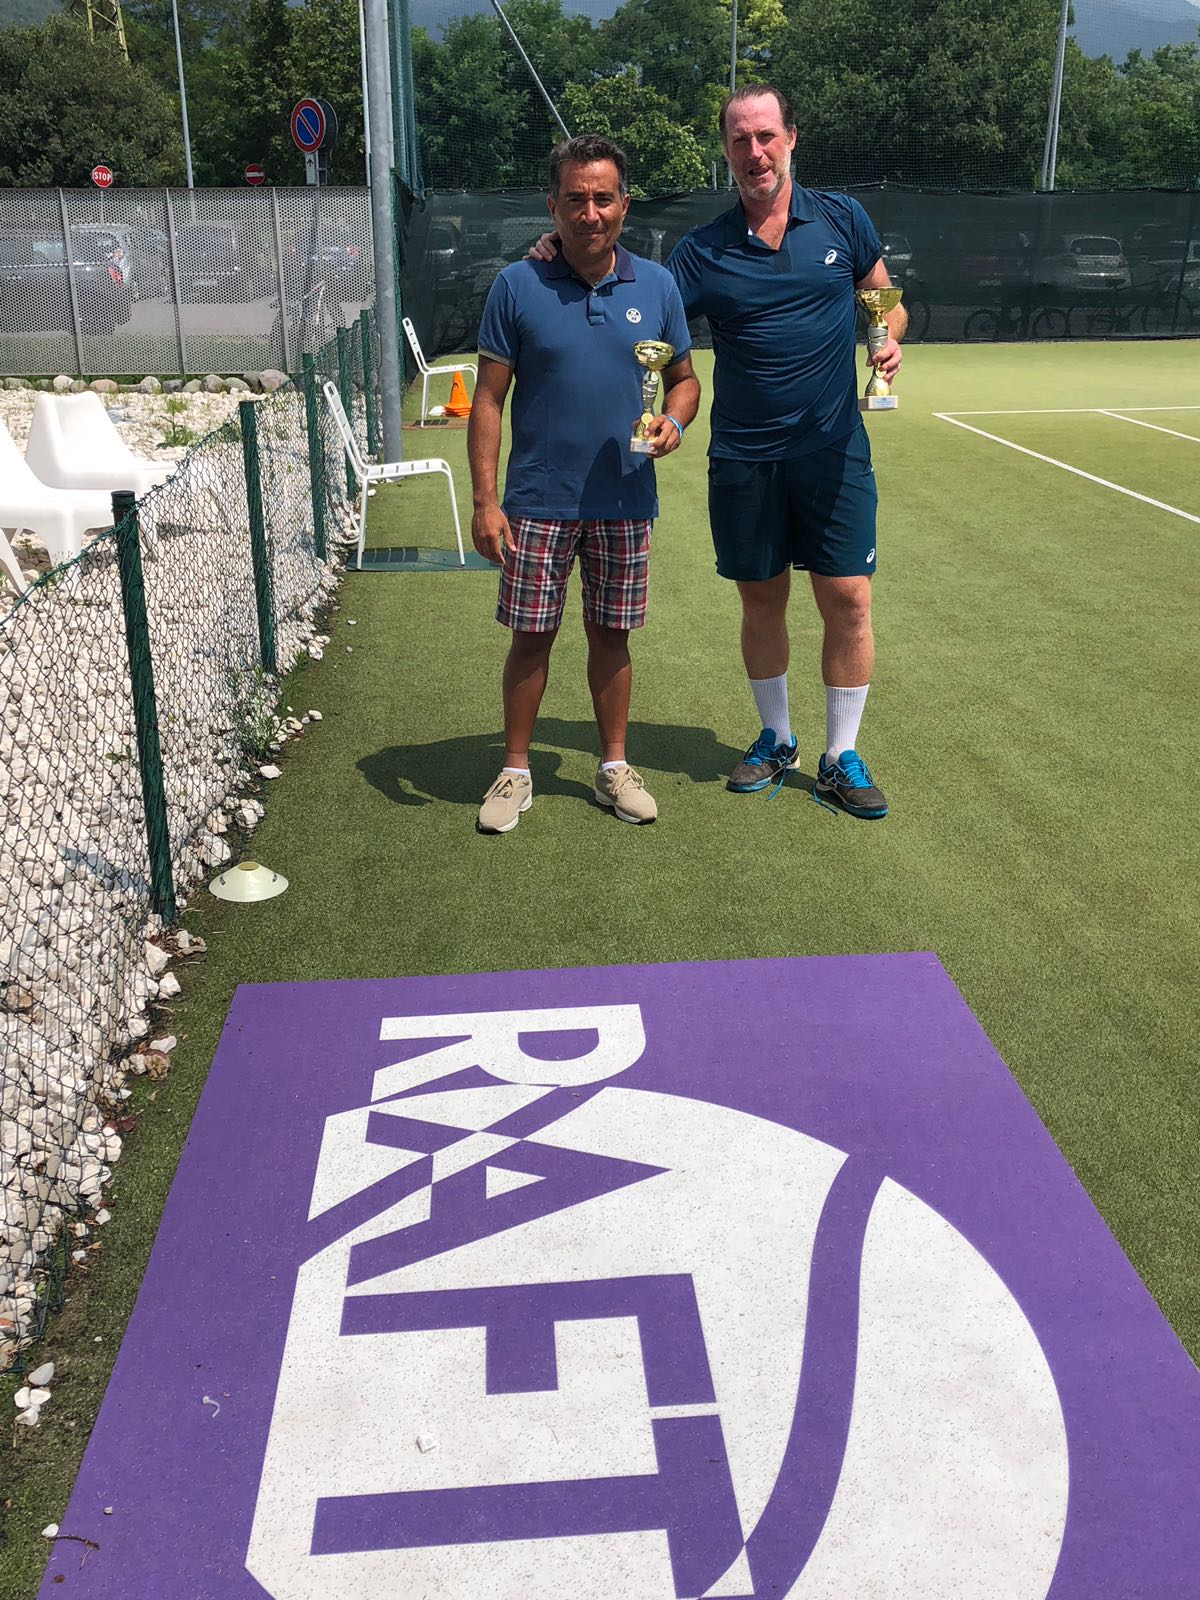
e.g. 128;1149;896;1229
14;1385;31;1408
27;1387;50;1407
417;1432;437;1453
307;710;322;721
42;1523;59;1538
16;1407;40;1426
143;941;170;976
27;1360;54;1385
258;764;281;779
157;972;181;999
94;1209;111;1225
150;1035;177;1053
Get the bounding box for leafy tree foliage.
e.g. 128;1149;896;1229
0;14;181;186
559;70;708;194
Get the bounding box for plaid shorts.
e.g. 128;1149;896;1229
497;516;653;633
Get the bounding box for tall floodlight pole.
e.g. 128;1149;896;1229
170;0;194;189
490;0;571;139
359;0;372;186
1040;0;1070;191
729;0;738;96
365;0;404;459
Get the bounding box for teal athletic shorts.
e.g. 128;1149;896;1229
707;425;878;581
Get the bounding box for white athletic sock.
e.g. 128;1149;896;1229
750;674;793;747
501;766;530;777
826;684;869;760
599;759;627;772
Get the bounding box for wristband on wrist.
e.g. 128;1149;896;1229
664;413;685;439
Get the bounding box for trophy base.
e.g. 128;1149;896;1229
860;396;899;411
629;437;655;454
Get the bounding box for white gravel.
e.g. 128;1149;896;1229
0;392;245;464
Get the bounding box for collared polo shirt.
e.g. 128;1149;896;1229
666;183;883;461
477;243;691;520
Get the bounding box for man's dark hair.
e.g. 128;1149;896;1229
548;134;629;197
718;83;797;141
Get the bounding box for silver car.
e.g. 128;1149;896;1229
1038;235;1131;293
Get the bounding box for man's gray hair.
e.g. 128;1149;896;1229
549;134;630;197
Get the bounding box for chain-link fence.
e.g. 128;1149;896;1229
0;313;377;1375
0;186;374;378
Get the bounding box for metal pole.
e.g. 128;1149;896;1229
365;0;405;459
56;189;85;378
489;0;570;140
238;401;277;675
162;187;189;375
170;0;195;190
301;354;328;560
1040;0;1069;191
399;0;419;191
729;0;738;96
387;0;407;188
269;186;291;374
113;490;177;924
359;0;372;188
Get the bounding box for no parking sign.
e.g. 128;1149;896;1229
291;97;338;185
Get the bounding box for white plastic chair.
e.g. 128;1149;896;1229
322;380;465;569
402;316;478;426
24;391;175;497
0;419;115;582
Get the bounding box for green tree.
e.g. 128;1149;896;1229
0;13;183;185
559;69;709;193
773;0;1060;188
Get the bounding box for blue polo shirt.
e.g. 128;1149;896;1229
667;183;883;461
477;243;691;520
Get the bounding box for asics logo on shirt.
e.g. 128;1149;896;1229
824;249;838;265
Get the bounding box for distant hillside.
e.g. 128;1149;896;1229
1073;0;1200;61
0;0;62;26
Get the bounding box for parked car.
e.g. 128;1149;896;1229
0;230;132;333
880;231;919;286
1036;235;1131;294
1144;237;1200;290
281;222;371;292
174;222;269;301
963;231;1033;292
72;222;171;302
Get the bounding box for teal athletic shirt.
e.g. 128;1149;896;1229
477;243;691;520
666;183;884;461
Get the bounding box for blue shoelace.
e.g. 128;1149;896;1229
740;730;794;800
811;750;874;814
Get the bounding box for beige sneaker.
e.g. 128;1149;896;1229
594;763;657;824
478;770;532;833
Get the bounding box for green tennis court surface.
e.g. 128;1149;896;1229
1;340;1196;1597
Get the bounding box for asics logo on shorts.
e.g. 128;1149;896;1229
824;249;838;264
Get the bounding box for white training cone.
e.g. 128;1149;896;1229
209;861;288;903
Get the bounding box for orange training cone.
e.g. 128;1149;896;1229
445;369;472;418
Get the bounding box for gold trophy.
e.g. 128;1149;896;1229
857;287;903;411
630;339;675;453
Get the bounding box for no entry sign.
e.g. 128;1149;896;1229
245;162;266;187
90;164;113;189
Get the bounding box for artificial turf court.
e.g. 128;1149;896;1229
1;341;1197;1595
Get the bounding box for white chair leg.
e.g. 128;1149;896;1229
442;466;465;566
421;372;429;426
0;531;27;598
356;481;369;568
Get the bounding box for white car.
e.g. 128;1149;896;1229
1037;235;1131;293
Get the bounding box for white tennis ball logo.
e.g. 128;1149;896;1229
248;1010;1069;1599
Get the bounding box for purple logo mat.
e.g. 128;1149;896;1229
41;955;1200;1597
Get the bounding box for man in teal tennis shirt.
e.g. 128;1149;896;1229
469;134;699;835
532;86;905;819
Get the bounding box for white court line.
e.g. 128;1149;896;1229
939;405;1200;416
933;413;1200;526
1099;410;1200;443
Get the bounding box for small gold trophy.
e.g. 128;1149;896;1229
857;287;903;411
630;339;675;453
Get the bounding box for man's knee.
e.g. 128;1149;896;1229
584;619;630;653
508;627;558;662
813;576;873;632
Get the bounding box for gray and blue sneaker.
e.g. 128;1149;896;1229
728;728;800;793
813;749;889;819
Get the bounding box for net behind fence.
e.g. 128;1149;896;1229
399;183;1200;363
0;186;374;378
0;315;376;1374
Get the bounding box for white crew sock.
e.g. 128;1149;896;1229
826;684;869;760
501;766;530;777
750;674;793;747
599;760;627;772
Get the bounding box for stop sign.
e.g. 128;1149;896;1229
91;164;114;189
245;163;265;187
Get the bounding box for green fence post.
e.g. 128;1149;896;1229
239;400;278;675
360;308;379;457
113;490;176;924
302;354;328;562
336;324;358;501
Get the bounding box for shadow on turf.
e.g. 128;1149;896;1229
358;717;750;808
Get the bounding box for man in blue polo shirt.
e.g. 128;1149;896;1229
670;84;905;819
469;133;698;835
